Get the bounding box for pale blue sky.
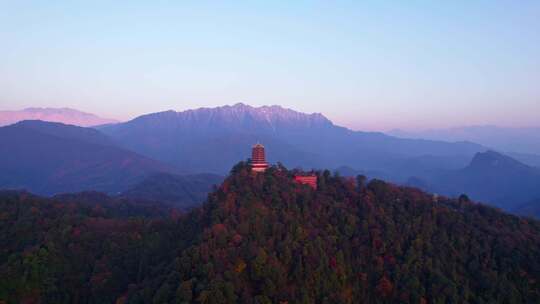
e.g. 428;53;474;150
1;1;539;130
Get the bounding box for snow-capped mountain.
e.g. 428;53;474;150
99;103;485;175
119;103;333;133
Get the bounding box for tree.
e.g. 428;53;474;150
356;175;367;191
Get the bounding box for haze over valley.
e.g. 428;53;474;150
1;1;539;303
1;104;539;218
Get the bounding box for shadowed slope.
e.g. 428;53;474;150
0;121;175;195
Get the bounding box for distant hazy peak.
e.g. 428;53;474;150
387;125;540;156
468;150;532;171
24;107;79;112
0;107;119;127
8;119;116;147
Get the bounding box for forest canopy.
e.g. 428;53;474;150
1;162;539;303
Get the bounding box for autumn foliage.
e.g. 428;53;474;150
1;162;540;303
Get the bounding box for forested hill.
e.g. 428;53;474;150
2;164;540;303
0;190;189;304
140;163;540;303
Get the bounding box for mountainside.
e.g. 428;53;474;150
120;172;223;210
389;125;540;156
99;103;485;176
515;199;540;219
0;107;118;127
13;120;116;146
408;151;540;213
0;121;175;195
507;152;540;168
1;163;539;303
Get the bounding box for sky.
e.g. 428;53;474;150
1;1;539;131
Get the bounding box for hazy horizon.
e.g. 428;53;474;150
5;102;540;132
3;103;540;133
1;1;539;131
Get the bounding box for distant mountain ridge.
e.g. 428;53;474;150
14;120;116;146
99;103;486;175
157;103;332;130
0;107;119;127
407;150;540;213
467;150;535;172
0;120;175;195
112;103;332;136
389;125;540;155
0;104;539;217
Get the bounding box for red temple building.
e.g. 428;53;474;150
294;175;318;190
250;143;269;172
249;143;317;190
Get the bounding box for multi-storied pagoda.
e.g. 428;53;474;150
250;143;269;172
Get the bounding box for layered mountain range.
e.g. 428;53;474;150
98;103;485;175
0;120;220;205
1;103;539;217
0;120;173;195
406;150;540;212
389;125;540;156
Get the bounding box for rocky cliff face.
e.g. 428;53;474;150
122;103;333;133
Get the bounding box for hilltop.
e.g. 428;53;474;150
1;163;539;303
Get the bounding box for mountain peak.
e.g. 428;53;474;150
128;103;333;132
207;103;328;119
468;150;531;171
10;119;116;148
